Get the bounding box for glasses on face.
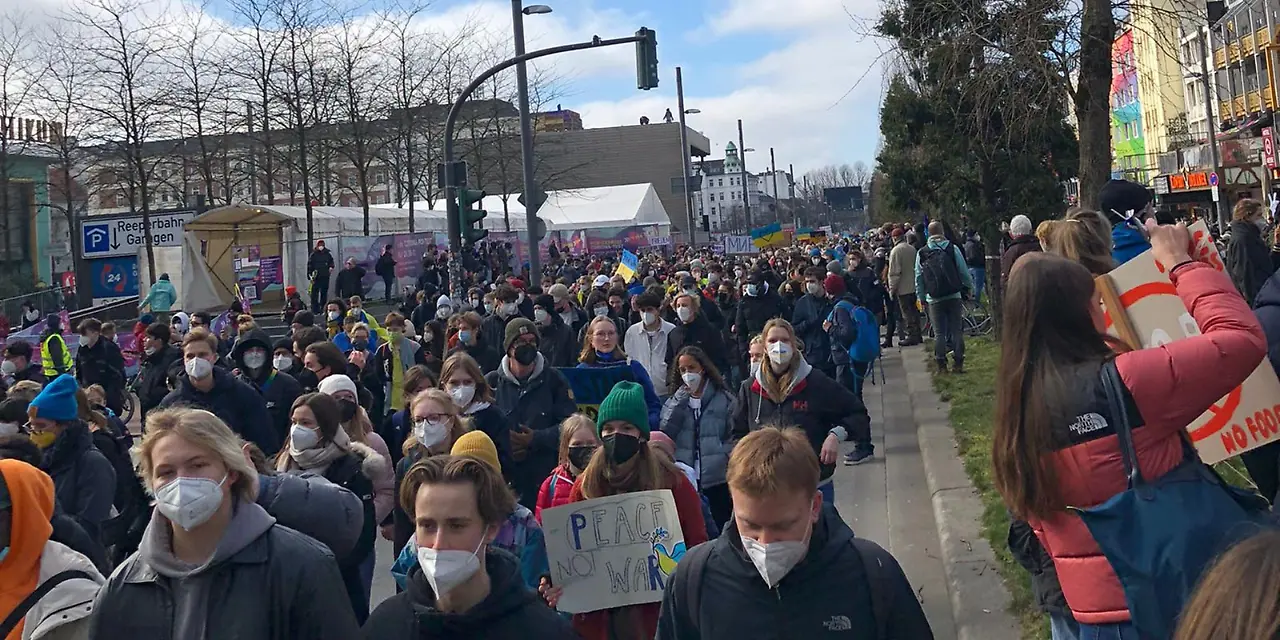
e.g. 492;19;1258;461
415;412;448;423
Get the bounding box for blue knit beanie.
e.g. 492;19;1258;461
29;374;79;422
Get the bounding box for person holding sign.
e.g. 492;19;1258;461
656;426;932;639
556;381;708;640
577;316;663;428
363;455;578;640
991;236;1266;636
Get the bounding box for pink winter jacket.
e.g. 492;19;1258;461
1030;261;1266;624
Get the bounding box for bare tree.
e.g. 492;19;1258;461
328;9;390;234
227;0;287;206
0;11;45;284
166;2;235;208
68;0;177;282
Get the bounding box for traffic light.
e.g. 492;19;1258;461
458;188;488;246
635;28;658;90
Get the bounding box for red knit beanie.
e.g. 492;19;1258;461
823;273;846;295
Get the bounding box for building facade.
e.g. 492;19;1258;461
1113;29;1149;181
692;143;762;234
1;134;58;284
1132;0;1191;159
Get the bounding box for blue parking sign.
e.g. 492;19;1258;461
84;224;110;254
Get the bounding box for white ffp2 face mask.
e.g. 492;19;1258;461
414;419;449;449
767;342;793;367
290;423;322;451
185;357;214;380
154;474;228;531
741;522;812;587
417;531;487;598
449;384;476;408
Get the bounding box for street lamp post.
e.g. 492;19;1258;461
676;67;698;247
513;1;552;279
738;119;750;228
1198;24;1229;232
769;147;783;224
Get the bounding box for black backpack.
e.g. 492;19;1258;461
918;245;964;299
675;537;891;638
963;237;984;265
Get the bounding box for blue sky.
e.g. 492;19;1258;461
15;0;888;176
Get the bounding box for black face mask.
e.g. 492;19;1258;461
339;399;359;423
602;432;641;466
296;368;319;390
568;445;597;471
513;343;538;366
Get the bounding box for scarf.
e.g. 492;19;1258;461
278;426;351;474
389;337;419;411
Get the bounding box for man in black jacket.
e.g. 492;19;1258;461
232;329;302;446
658;426;932;640
2;341;46;386
308;240;335;313
668;290;730;377
374;244;397;303
74;318;127;415
734;271;788;362
137;323;182;421
335;258;367;300
790;267;835;378
532;294;576;368
158;329;280;455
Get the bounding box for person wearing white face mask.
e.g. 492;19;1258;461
788;267;836;380
623;290;676;397
232;329;303;447
73;318;126;415
531;294;577;368
733;271;788;367
1226;198;1280;306
729;318;869;505
365;453;576;639
480;285;521;352
656;426;932;639
660;346;737;528
390;389;466;557
2;340;45;386
158;329;280;456
91;406;360;640
667;291;731;381
275;392;383;624
439;353;512;472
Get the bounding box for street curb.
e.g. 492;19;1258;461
897;347;1020;640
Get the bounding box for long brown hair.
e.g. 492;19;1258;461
1174;530;1280;640
1040;214;1113;276
667;346;726;393
577;429;680;499
992;253;1113;520
438;352;494;404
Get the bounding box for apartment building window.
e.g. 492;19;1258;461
347;175;357;188
374;171;386;185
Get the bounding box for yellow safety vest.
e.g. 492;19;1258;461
42;334;72;377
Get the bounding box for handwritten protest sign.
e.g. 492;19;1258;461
557;366;636;420
541;489;686;614
1099;220;1280;464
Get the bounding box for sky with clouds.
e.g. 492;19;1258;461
8;0;888;176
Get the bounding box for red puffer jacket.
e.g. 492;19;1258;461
1030;261;1267;624
533;464;576;524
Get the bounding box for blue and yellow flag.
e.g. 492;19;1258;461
614;249;639;281
795;227;813;241
750;222;785;248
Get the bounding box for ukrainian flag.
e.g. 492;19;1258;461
796;227;813;241
751;222;785;248
614;249;639;281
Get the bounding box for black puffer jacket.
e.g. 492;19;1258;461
485;355;577;509
158;366;280;455
537;314;578;369
74;338;126;414
734;288;789;358
1226;218;1280;306
137;343;182;416
362;548;579;639
1007;517;1073;619
667;313;730;377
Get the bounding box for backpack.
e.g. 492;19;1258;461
918;244;964;299
676;536;890;638
831;301;881;365
0;570;92;638
964;237;984;264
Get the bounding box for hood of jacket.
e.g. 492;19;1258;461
926;235;952;251
407;547;538;634
41;420;94;476
230;328;273;362
1231;218;1264;241
498;352;546;385
0;459;55;614
751;356;813;399
179;364;237;397
720;501;853;588
139;498;276;579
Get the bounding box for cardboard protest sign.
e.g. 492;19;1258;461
1099;220;1280;464
557;366;636;420
541;489;686;614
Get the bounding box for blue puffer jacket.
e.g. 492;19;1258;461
659;381;737;489
1111;220;1151;266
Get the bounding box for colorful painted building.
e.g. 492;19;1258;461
1112;29;1148;182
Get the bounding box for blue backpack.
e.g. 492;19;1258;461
831;300;881;365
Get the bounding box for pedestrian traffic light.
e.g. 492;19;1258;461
635;28;658;90
458;188;488;246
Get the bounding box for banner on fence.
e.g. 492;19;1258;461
557;366;636;420
541;489;686;614
1100;220;1280;464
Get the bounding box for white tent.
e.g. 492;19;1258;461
183;205;446;308
374;183;672;233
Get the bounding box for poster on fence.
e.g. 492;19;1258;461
541;489;686;614
1100;220;1280;464
557;366;636;420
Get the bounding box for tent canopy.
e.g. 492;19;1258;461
373;183;671;232
188;205;449;234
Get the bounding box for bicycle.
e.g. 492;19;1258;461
919;298;993;339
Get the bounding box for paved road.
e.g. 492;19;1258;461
367;347;957;638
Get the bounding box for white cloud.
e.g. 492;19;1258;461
578;0;887;175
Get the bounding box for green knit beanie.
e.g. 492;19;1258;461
595;381;649;436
